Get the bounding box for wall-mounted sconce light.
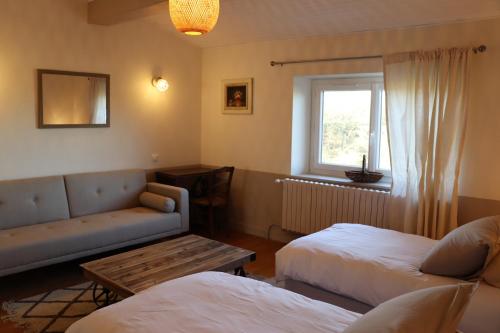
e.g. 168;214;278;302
152;77;169;92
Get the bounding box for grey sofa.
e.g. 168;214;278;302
0;169;189;277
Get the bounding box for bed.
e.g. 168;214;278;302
275;223;500;333
67;271;360;333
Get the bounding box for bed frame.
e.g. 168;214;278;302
283;279;373;314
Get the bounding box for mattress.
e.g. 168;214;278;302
67;272;361;333
275;223;500;333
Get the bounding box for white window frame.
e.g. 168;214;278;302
309;75;390;178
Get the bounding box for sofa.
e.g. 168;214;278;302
0;169;189;277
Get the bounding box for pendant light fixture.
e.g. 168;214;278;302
169;0;220;36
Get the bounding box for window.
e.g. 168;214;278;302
310;75;390;177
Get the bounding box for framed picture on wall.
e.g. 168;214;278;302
222;78;253;114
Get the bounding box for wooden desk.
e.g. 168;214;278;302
156;166;218;186
157;165;233;234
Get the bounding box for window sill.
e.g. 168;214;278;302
293;174;392;192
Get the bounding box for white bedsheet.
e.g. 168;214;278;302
67;272;361;333
275;223;500;333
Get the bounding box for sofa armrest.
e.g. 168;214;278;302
147;182;189;232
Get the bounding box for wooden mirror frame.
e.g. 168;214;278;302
37;69;111;129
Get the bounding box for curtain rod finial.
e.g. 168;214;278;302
473;45;487;53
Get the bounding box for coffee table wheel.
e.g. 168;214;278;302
234;266;247;277
92;283;118;308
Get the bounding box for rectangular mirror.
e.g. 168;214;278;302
37;69;110;128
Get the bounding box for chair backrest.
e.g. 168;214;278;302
207;166;235;201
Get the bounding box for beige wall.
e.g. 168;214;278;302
201;18;500;236
0;0;201;180
1;1;499;237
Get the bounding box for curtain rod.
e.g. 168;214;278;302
270;44;487;67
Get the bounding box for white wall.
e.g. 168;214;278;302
1;1;498;234
0;0;201;180
290;77;311;175
201;18;500;202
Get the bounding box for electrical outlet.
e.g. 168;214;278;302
151;153;159;163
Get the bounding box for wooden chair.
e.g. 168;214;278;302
190;166;235;236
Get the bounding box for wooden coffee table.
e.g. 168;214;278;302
81;234;256;306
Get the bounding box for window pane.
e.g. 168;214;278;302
321;90;371;167
378;93;391;170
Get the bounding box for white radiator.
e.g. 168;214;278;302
280;178;389;234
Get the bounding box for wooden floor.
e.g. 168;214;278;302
214;232;285;278
0;231;285;333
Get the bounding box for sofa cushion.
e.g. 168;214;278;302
0;207;180;271
64;169;147;217
139;192;176;213
0;176;70;230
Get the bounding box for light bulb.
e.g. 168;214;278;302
152;77;169;92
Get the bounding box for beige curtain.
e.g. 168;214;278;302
89;77;107;125
384;48;471;239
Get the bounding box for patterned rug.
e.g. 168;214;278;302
1;282;113;333
1;275;275;333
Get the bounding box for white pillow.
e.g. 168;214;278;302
483;253;500;288
420;216;500;278
343;283;477;333
139;192;176;213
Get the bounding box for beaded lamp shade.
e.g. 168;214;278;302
169;0;220;36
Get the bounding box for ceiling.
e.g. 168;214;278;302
146;0;500;48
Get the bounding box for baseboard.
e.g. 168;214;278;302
230;221;299;243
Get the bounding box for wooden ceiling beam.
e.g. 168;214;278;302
88;0;168;25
